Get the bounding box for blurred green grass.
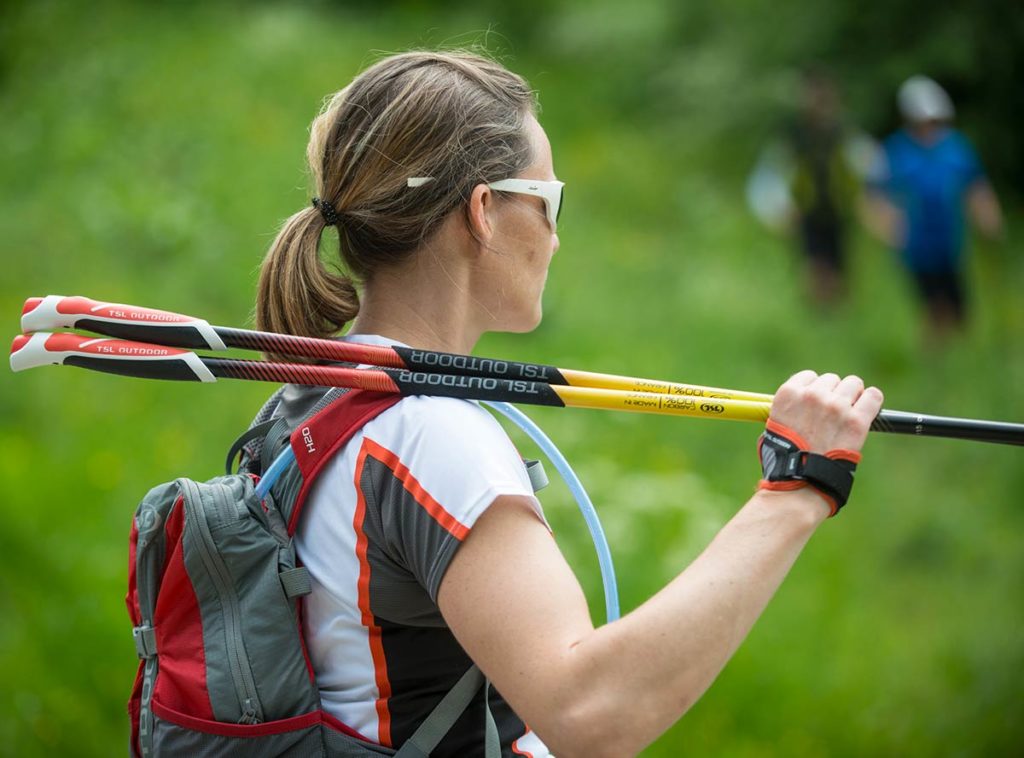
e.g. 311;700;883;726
1;1;1022;756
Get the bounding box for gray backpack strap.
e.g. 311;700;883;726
225;419;279;475
259;416;293;473
393;665;485;758
236;386;287;470
483;681;501;758
252;385;287;426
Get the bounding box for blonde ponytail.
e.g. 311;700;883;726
256;207;359;343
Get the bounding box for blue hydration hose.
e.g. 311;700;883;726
255;446;294;501
255;402;620;624
484;401;620;624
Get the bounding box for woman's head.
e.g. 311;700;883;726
257;50;538;339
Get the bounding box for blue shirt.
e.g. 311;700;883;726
874;128;984;272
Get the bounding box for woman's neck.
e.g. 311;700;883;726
350;266;483;355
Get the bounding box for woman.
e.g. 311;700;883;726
256;50;884;758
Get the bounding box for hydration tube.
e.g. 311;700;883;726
253;402;620;624
255;445;295;501
484;401;620;624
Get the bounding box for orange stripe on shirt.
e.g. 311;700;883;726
353;442;393;747
361;437;471;541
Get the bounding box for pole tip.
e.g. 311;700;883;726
22;297;44;316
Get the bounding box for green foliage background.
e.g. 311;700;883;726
1;1;1022;755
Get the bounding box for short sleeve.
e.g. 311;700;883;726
356;396;546;601
953;133;985;186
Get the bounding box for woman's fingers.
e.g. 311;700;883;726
773;370;817;411
834;374;866;404
853;385;885;423
770;371;882;453
789;369;819;387
810;372;842;394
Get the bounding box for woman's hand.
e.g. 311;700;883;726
768;370;884;453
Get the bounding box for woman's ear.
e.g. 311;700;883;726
465;183;494;246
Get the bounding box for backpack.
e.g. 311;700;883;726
126;386;504;757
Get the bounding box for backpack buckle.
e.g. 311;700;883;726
133;624;157;660
524;459;549;492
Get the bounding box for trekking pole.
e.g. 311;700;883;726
11;332;1024;446
20;295;772;403
9;332;773;422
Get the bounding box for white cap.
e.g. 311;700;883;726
898;75;955;122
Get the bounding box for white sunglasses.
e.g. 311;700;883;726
408;177;564;231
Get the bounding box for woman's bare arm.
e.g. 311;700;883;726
439;372;883;757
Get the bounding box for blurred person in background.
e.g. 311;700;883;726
746;67;879;308
864;75;1005;343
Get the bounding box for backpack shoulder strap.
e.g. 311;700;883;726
394;665;493;758
283;389;402;534
224;419;279;475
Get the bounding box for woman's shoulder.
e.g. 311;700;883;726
356;395;538;531
369;395;514;450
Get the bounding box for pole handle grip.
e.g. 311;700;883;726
9;332;216;382
20;295;227;350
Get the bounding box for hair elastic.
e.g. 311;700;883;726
311;197;340;227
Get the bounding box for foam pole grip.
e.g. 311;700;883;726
21;295;226;350
9;332;216;382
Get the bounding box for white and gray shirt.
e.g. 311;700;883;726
296;338;551;757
